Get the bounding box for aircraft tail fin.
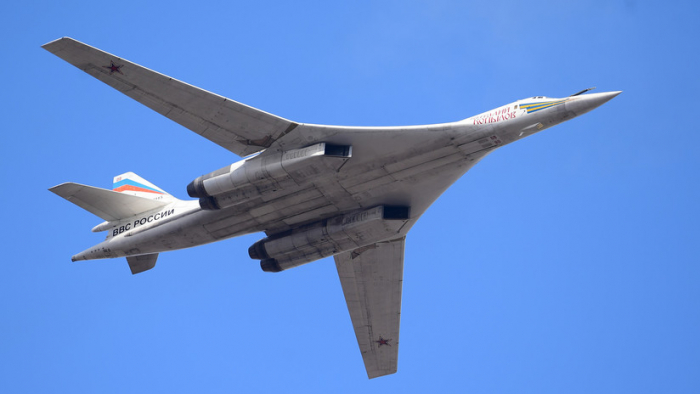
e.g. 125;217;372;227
112;172;174;201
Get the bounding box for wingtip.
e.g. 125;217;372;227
41;37;77;51
42;37;65;48
48;182;73;192
367;369;398;379
48;183;65;193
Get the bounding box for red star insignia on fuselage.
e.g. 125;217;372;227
103;61;123;75
375;337;391;347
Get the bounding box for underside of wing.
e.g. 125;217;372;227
42;37;297;157
334;237;405;379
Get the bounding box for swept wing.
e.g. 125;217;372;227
334;237;405;379
42;37;297;157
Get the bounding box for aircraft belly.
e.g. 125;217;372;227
89;124;502;258
85;144;484;260
125;214;220;255
200;137;491;240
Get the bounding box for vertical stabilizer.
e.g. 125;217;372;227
113;172;174;201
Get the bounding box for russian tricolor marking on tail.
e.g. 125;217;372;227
113;178;164;194
112;172;172;201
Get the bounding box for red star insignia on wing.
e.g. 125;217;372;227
375;336;391;347
102;61;123;75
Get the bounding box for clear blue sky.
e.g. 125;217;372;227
2;1;699;392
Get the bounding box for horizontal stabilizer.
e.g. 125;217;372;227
50;182;169;221
127;254;158;274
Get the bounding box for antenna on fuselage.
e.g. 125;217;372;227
570;87;596;96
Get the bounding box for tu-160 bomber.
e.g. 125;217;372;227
44;37;620;379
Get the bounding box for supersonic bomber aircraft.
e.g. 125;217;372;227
44;37;620;379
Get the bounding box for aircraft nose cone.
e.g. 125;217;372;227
591;91;622;106
568;91;621;115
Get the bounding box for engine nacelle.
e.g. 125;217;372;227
249;205;410;272
187;142;351;210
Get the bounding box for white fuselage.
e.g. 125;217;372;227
72;92;619;262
